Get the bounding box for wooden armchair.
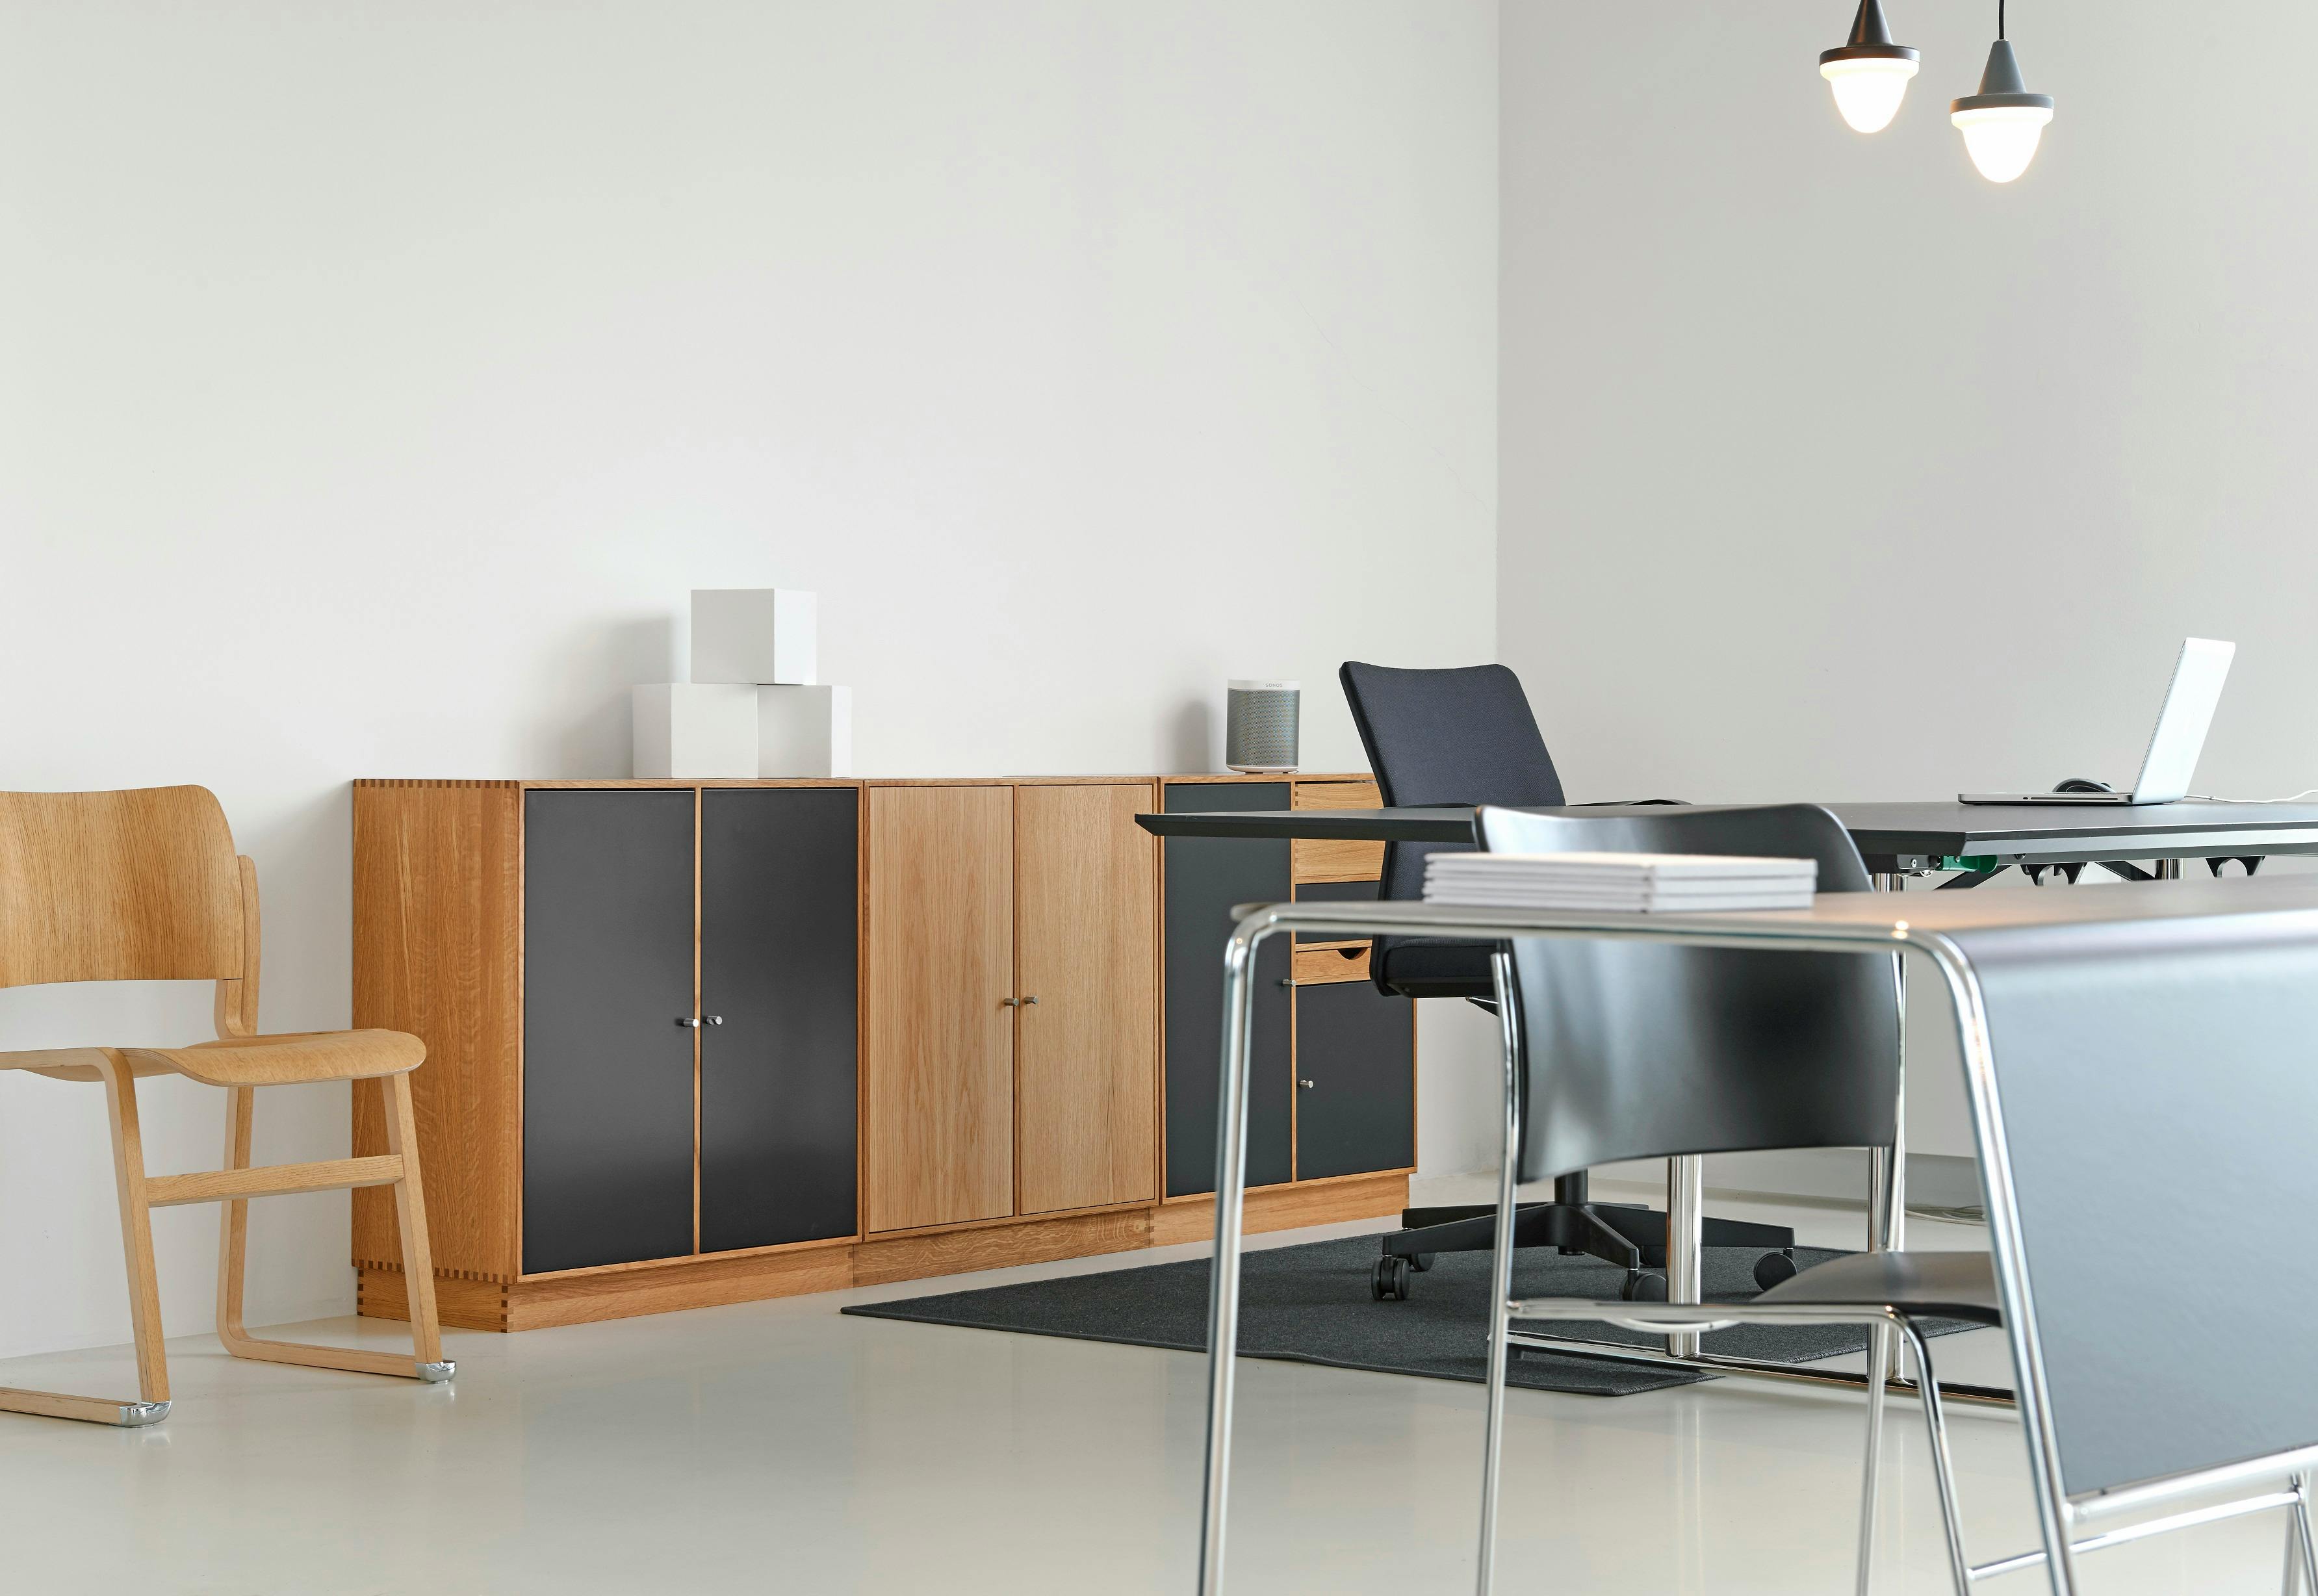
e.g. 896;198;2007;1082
0;786;451;1426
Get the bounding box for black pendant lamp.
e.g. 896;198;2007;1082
1951;1;2055;182
1819;0;1920;134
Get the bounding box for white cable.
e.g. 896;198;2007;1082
2185;790;2318;804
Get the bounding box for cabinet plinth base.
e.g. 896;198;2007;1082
357;1173;1410;1332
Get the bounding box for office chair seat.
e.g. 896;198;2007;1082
1371;937;1496;999
1756;1249;2002;1326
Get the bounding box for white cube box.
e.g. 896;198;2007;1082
632;684;758;779
691;588;817;686
758;685;852;778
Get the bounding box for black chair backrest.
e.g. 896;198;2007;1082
1952;903;2318;1497
1339;662;1566;908
1477;803;1897;1181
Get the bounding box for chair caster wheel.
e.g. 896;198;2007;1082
1753;1248;1799;1291
1372;1255;1413;1302
1620;1270;1668;1302
1409;1253;1436;1273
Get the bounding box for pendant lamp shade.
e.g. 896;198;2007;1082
1820;0;1920;134
1951;38;2054;182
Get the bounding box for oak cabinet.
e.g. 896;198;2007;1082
354;773;1404;1333
864;786;1018;1232
354;781;861;1289
864;782;1160;1231
1015;784;1159;1215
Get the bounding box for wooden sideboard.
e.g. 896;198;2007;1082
351;774;1413;1332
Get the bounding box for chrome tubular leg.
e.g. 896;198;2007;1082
1666;1154;1704;1359
1198;927;1263;1596
1870;873;1907;1257
2157;858;2182;882
1857;1320;1890;1596
2291;1472;2318;1596
1902;1319;1974;1596
1476;949;1523;1596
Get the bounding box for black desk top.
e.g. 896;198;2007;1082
1135;800;2318;868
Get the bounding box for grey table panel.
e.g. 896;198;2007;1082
1137;800;2318;868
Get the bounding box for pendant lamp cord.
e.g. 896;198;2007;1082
1998;0;2007;40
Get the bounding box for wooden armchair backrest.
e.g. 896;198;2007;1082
0;787;258;1031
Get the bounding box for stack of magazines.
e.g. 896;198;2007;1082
1422;851;1818;912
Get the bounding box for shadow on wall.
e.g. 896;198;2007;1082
1169;697;1215;774
232;784;357;1033
531;614;680;777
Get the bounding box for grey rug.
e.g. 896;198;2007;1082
844;1236;1979;1396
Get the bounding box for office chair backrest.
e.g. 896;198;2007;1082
1953;905;2318;1498
0;786;246;989
1478;803;1896;1181
1339;662;1565;908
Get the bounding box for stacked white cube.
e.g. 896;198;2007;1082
632;589;853;779
632;684;758;779
691;588;817;688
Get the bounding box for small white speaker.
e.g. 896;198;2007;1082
1226;679;1300;773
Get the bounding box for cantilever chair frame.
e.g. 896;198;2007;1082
1191;895;2318;1596
0;788;452;1427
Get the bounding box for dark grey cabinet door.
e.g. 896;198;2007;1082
1163;783;1293;1197
1293;981;1416;1181
522;790;697;1274
699;788;859;1252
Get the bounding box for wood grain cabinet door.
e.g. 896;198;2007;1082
521;790;697;1274
1014;784;1159;1215
865;786;1016;1232
699;787;860;1253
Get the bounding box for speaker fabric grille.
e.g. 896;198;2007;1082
1226;688;1300;771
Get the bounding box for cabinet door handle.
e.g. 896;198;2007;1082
1021;996;1038;1005
1278;979;1294;988
1297;1079;1315;1089
675;1016;725;1027
704;1016;723;1025
999;997;1018;1007
675;1017;702;1028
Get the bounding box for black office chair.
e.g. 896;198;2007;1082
1338;662;1797;1298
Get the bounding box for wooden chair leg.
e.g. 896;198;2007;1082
0;1053;174;1427
213;1078;454;1384
381;1073;448;1371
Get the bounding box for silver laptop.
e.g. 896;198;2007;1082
1960;637;2235;806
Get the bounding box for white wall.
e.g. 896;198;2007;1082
0;1;1498;1356
1500;2;2318;1170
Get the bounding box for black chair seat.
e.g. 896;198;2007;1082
1756;1249;2002;1326
1373;937;1497;999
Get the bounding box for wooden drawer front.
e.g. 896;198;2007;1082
1292;779;1383;882
1293;779;1381;811
1294;836;1384;883
1294;945;1371;985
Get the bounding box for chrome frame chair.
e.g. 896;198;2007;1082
1196;846;2318;1596
1466;816;2318;1595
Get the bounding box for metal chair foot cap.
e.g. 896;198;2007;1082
417;1360;456;1384
118;1400;170;1426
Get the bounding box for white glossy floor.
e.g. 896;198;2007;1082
0;1180;2293;1594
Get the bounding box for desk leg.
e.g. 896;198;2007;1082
1666;1156;1703;1358
1198;931;1262;1596
1863;875;1900;1389
2157;858;2182;882
1476;951;1523;1596
1870;874;1909;1260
